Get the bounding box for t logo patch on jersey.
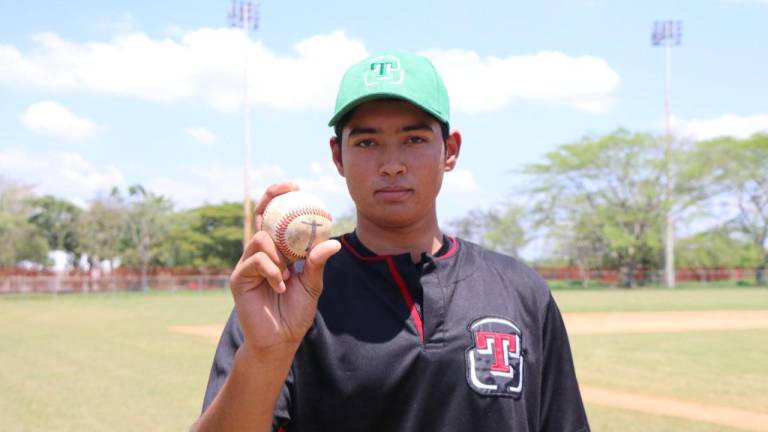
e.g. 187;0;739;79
465;317;524;397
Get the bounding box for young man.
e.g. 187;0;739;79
194;51;590;431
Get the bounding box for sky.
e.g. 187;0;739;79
1;0;767;227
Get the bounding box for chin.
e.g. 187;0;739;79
374;207;430;229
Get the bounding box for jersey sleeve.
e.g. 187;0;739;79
201;307;293;431
539;294;591;432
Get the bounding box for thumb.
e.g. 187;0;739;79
300;239;341;298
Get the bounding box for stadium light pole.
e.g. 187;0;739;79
229;1;260;249
652;20;682;289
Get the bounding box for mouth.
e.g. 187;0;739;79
374;186;413;201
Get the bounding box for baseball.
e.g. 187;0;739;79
261;191;333;262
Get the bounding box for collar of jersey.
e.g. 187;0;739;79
340;231;459;262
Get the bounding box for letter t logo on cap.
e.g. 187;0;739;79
364;55;404;86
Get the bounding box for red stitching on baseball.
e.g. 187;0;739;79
275;206;332;260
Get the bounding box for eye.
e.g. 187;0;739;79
354;139;376;148
406;136;427;144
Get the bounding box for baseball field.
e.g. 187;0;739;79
1;287;766;431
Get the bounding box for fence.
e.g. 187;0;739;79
0;274;229;294
534;267;756;285
0;267;759;294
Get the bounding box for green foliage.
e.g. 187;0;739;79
677;229;762;268
479;204;527;257
28;195;82;253
523;129;693;287
446;208;487;244
447;205;527;257
696;133;768;284
119;185;174;289
75;190;126;267
0;177;49;266
330;210;356;237
157;202;245;268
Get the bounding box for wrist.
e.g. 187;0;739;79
238;340;301;366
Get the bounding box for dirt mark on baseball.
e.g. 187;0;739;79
170;309;768;431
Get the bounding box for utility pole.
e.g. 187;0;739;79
228;1;260;248
652;20;682;288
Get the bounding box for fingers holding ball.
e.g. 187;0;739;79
261;191;333;262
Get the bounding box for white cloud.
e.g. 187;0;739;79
0;29;619;114
442;169;479;195
295;161;350;199
147;160;353;215
675;113;768;140
146;162;287;208
184;126;217;144
0;29;367;113
0;148;124;205
19;101;101;142
423;49;620;113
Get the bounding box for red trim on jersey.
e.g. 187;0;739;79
385;256;425;343
340;234;386;261
278;428;286;432
342;233;458;261
341;234;425;342
436;236;459;260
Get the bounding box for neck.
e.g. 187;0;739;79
355;212;443;263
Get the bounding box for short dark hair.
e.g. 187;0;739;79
333;106;450;148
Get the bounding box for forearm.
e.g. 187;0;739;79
193;342;298;432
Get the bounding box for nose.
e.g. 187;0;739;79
378;150;406;177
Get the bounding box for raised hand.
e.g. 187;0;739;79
229;182;341;352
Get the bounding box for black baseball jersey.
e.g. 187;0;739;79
203;232;590;431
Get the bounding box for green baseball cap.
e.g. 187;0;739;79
328;51;450;127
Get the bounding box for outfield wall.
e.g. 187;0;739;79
0;267;758;294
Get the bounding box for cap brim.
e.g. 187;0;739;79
328;92;446;127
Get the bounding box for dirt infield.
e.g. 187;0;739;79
563;309;768;335
170;309;768;341
169;324;223;342
170;309;768;431
581;386;768;432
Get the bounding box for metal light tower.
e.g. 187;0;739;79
229;1;260;248
652;20;682;288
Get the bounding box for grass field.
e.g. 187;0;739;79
1;287;766;431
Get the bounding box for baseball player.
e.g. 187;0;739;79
193;51;590;432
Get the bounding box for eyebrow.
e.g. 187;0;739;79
348;127;378;137
347;123;433;136
401;123;433;133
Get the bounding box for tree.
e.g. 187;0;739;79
331;210;356;237
677;228;762;270
76;190;126;272
29;195;82;258
0;177;48;267
480;204;527;257
447;209;488;245
697;134;768;285
121;185;173;290
447;205;527;258
521;129;707;287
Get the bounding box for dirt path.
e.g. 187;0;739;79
168;324;223;342
563;309;768;335
170;310;768;430
582;385;768;432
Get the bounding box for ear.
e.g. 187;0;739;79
330;136;345;177
444;130;461;172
